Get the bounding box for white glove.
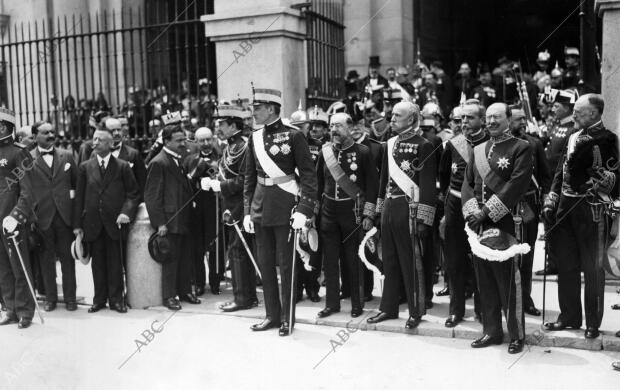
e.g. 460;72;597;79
243;215;254;233
291;212;307;230
200;178;211;191
210;180;221;192
2;216;18;233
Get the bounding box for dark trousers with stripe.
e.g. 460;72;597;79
320;198;362;311
255;224;296;324
444;192;477;318
554;196;607;329
0;229;35;319
379;197;425;318
473;216;524;341
226;225;257;306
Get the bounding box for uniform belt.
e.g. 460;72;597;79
323;194;352;202
561;190;586;198
386;194;406;199
524;190;537;197
449;189;461;199
257;174;295;186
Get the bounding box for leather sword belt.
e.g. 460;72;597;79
257;174;295;186
323;194;352;202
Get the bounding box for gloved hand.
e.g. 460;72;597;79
243;215;254;233
210;180;221;192
416;222;429;238
2;216;18;233
291;212;307;230
438;216;446;240
467;209;487;231
157;225;168;237
200;178;211;191
116;213;130;225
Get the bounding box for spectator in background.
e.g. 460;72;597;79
454;62;477;103
16;125;34;150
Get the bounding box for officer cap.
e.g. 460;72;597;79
214;104;245;120
251;85;282;106
564;47;579;57
0;108;16;125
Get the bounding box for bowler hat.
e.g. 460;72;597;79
148;232;173;264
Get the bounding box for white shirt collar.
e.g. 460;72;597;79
96;153;111;168
38;146;54;153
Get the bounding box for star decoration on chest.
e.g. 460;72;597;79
400;160;411;172
496;157;510;170
451;162;458;174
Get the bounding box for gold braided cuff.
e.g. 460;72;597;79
417;203;435;226
363;202;376;219
376;198;385;215
484;194;510;222
462;198;480;219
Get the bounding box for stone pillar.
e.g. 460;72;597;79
126;203;161;309
595;0;620;134
343;0;414;79
201;0;306;117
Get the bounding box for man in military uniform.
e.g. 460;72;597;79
542;94;619;339
382;88;403;122
0;108;35;329
184;127;224;297
203;105;258;311
315;113;378;318
536;89;576;277
563;47;580;90
243;87;317;336
439;102;488;327
420;106;444;308
296;106;329;303
509;107;552;316
367;101;437;329
352;114;383;301
462;103;532;354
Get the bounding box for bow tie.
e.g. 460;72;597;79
40;149;54;156
111;145;121;152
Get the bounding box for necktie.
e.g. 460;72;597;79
100;159;106;175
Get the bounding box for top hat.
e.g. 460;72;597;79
369;56;381;68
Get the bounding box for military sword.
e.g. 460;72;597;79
7;230;44;324
222;209;262;279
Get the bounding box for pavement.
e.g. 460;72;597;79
59;228;620;352
2;228;620;389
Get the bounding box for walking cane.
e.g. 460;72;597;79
542;235;548;325
289;228;299;334
7;230;44;324
118;223;128;307
216;196;220;277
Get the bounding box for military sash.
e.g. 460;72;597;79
322;143;362;199
252;128;299;196
387;135;419;202
449;134;470;164
473;141;507;196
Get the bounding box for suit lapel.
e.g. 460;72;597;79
52;149;63;178
34;149;53;179
103;155;119;188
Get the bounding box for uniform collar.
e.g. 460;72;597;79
264;118;281;131
466;129;485;143
489;131;513;144
355;133;367;144
397;125;421;141
586;120;603;132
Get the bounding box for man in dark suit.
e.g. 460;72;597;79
73;128;139;314
145;122;200;310
30;121;78;312
184;127;224;296
0;108;35;329
105;118;147;197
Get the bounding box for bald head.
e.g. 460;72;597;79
390;101;419;133
573;93;604;129
485;103;510;137
195;127;212;140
